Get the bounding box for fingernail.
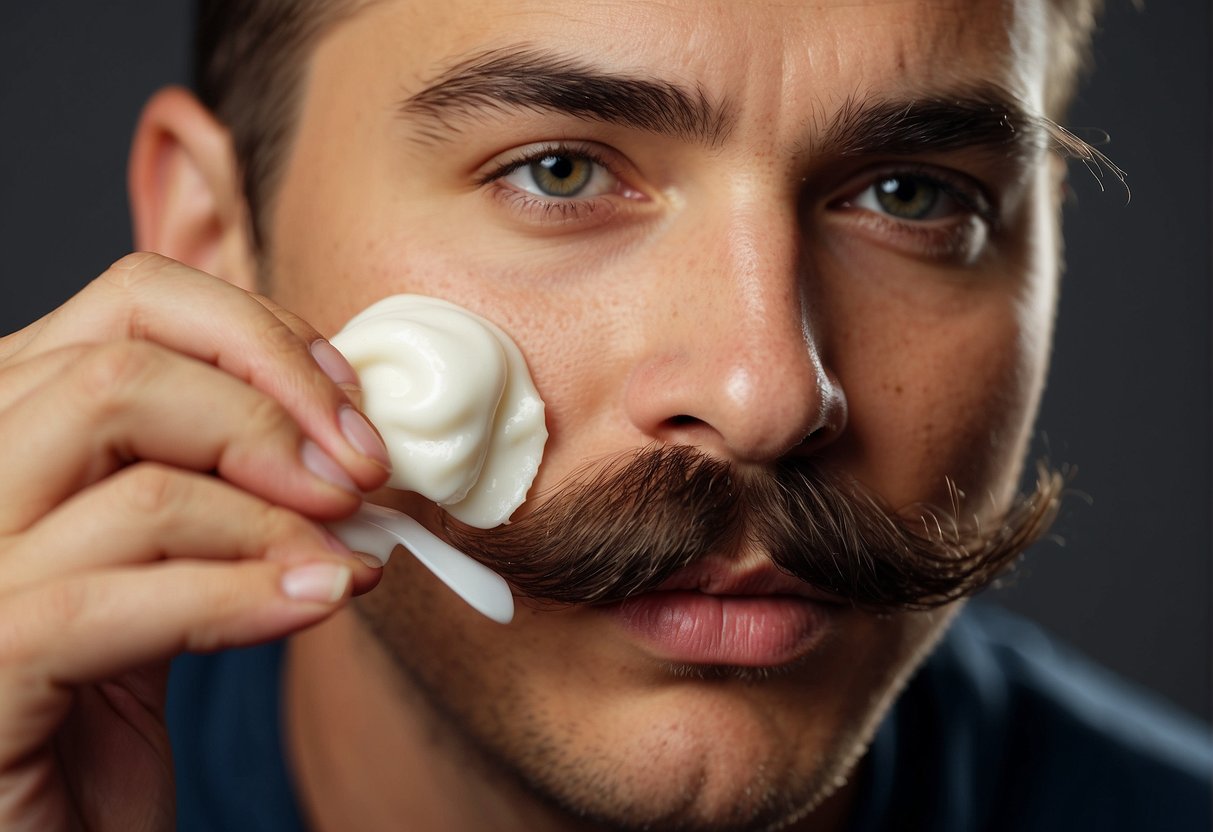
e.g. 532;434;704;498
339;406;391;470
282;563;352;603
310;339;360;388
353;550;386;569
301;439;358;493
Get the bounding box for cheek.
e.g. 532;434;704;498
815;171;1058;511
267;194;637;495
825;279;1049;511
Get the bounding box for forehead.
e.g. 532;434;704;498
322;0;1051;119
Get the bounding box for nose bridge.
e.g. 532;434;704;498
709;202;832;423
717;204;810;370
627;196;845;463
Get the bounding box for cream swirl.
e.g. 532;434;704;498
332;295;547;528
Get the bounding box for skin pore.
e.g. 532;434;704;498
210;1;1067;829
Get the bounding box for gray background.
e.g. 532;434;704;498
1;3;1209;722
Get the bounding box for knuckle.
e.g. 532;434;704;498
0;580;90;667
258;315;307;363
253;504;309;551
112;463;184;518
216;393;298;477
242;391;294;439
90;255;176;342
38;577;91;632
259;297;321;344
72;341;161;407
98;252;171;292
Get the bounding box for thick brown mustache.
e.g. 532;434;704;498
442;446;1064;611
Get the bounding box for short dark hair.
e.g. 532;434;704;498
194;0;1105;249
194;0;360;247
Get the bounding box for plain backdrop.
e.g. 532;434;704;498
1;3;1209;723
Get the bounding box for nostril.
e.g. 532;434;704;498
798;381;849;455
626;348;848;464
798;426;834;455
654;413;722;449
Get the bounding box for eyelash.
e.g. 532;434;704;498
829;166;998;261
838;167;992;219
476;145;996;261
477;142;638;226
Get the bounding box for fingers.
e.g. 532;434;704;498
2;463;380;595
0;344;79;414
0;557;352;768
11;253;387;494
1;560;350;682
0;340;370;531
0;253;393;801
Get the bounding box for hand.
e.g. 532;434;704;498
0;253;390;831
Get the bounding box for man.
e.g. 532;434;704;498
0;1;1208;830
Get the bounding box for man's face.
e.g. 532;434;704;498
265;0;1059;826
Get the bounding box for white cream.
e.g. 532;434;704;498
332;295;547;529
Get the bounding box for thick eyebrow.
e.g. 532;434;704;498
399;47;733;146
818;85;1115;174
400;53;1122;190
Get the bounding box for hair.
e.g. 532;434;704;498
193;0;1106;249
193;0;364;248
441;445;1065;611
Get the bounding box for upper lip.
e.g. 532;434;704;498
653;557;844;605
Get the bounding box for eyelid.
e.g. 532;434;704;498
821;163;1000;264
475;140;651;230
831;163;997;226
476;140;630;190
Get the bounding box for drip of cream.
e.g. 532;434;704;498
331;295;547;528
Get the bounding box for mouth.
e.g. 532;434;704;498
653;556;848;603
601;558;839;668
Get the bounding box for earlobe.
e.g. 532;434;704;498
128;86;258;291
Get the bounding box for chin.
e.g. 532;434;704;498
357;562;960;832
502;677;879;832
451;635;927;832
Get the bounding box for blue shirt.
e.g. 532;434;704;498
168;605;1212;831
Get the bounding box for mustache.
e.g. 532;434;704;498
442;446;1064;611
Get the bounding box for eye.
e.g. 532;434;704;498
828;167;996;262
850;174;974;222
477;142;649;230
501;151;618;199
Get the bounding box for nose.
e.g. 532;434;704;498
624;204;847;465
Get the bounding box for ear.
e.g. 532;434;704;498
128;86;258;291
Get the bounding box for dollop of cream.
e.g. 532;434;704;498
331;295;547;529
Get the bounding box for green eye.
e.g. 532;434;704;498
528;155;595;197
499;148;619;201
873;176;941;220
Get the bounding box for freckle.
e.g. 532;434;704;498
894;385;903;395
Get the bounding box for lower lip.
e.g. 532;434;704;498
604;592;829;667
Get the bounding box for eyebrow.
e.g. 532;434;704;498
818;87;1049;160
399;49;1121;185
399;47;733;146
818;88;1124;188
